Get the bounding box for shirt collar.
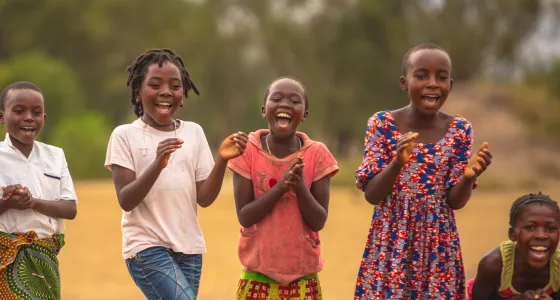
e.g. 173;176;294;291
3;133;38;157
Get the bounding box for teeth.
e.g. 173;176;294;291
21;127;34;130
156;103;172;107
531;246;548;251
276;113;291;119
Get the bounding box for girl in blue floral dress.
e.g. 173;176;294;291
354;44;493;299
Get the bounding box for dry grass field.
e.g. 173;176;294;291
58;180;558;299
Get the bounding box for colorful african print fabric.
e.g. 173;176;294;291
354;111;476;299
237;271;322;300
0;231;64;300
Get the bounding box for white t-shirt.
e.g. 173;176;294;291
0;134;78;238
105;119;214;259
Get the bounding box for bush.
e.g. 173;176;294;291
48;113;112;179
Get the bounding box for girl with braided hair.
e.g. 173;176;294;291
105;48;248;299
468;192;560;300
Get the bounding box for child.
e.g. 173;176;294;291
354;43;493;299
105;48;248;299
0;81;78;300
468;192;560;300
228;76;339;300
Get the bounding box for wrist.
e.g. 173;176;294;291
390;159;405;168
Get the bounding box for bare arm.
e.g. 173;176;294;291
364;160;404;205
363;132;417;205
112;164;163;212
471;248;503;300
294;174;331;231
33;199;77;220
447;143;492;210
232;172;289;228
195;157;227;208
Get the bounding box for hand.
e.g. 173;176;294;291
218;132;248;161
281;156;304;188
2;185;20;201
518;289;545;300
539;292;553;300
464;142;492;179
154;138;183;169
395;132;419;165
4;186;34;210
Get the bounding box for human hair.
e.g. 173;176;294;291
263;76;309;110
401;43;450;76
0;81;43;112
126;48;200;117
509;192;559;227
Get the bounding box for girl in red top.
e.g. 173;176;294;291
228;77;339;299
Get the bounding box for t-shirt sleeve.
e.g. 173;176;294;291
59;149;77;201
355;113;391;191
227;141;253;180
447;119;477;190
195;126;215;182
105;128;135;172
312;143;339;182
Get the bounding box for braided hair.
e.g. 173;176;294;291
0;81;43;112
509;192;559;227
263;76;309;110
126;48;200;117
401;43;451;76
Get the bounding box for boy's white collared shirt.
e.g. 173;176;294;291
0;133;77;238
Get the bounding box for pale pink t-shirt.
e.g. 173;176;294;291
105;119;214;259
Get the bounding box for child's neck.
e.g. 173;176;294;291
266;131;301;159
405;105;440;128
9;135;33;158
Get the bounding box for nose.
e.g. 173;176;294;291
23;112;34;122
426;75;439;89
535;227;548;239
159;85;172;97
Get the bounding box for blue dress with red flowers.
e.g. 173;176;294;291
354;111;475;299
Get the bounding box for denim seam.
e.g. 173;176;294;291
138;264;165;300
164;251;194;300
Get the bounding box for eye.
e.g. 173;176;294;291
414;74;426;79
14;108;23;114
270;97;281;102
149;84;160;89
171;85;182;90
290;97;302;104
547;226;559;232
33;111;42;117
524;225;535;231
439;75;449;80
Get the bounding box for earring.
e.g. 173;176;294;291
136;97;140;103
180;102;184;107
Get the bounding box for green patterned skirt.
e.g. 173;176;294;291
0;231;64;300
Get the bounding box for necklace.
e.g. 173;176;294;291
266;133;302;156
142;119;178;169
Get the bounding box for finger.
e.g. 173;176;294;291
235;143;244;154
397;142;414;153
472;165;482;176
397;135;417;148
478;142;489;152
476;158;487;170
234;139;247;149
481;147;492;159
478;153;492;166
235;132;249;142
159;138;184;147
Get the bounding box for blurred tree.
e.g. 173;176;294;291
49;113;112;179
0;53;85;141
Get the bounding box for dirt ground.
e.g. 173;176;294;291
57;180;557;299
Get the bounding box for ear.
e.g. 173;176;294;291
261;105;266;119
449;78;454;92
508;227;516;241
399;76;408;92
302;110;308;122
135;89;141;102
44;113;47;123
0;111;4;124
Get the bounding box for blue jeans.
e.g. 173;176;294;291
126;246;202;300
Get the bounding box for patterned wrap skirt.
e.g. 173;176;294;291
0;231;65;300
237;270;322;300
